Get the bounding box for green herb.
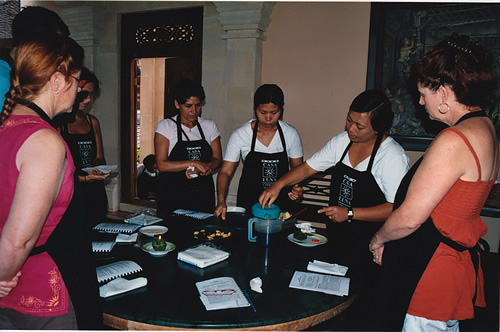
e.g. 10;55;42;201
293;230;307;241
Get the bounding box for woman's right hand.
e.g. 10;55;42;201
186;161;211;179
82;170;109;183
214;202;227;220
0;271;21;298
258;184;282;208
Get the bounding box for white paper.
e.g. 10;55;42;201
173;209;213;220
297;220;327;229
289;271;350;296
92;241;116;253
96;260;143;283
307;260;348;276
196;277;250;311
99;277;147;298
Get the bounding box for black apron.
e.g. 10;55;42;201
375;111;487;331
237;121;292;211
27;102;102;329
60;113;108;226
157;118;214;218
328;134;386;277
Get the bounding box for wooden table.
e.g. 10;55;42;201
97;213;358;330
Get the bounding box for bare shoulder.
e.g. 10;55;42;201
89;114;101;126
21;128;66;160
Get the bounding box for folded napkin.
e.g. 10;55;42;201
99;277;147;298
115;233;138;243
307;260;348;276
177;244;230;268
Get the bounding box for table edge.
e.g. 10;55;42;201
103;295;356;331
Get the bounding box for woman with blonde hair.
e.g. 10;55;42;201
0;36;86;329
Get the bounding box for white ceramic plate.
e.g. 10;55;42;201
82;165;117;174
287;233;328;247
139;225;168;237
226;206;246;214
141;241;176;257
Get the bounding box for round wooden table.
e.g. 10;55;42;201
98;213;359;330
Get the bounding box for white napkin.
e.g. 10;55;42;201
99;277;147;298
250;277;263;293
115;233;138;243
307;260;348;276
177;244;229;268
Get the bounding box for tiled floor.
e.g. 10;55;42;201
310;252;499;331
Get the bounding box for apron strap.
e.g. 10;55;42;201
250;121;259;152
250;121;288;154
276;122;287;152
367;134;383;172
171;118;190;142
25;102;55;128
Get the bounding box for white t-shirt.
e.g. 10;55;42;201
155;115;221;156
306;131;409;203
224;120;303;162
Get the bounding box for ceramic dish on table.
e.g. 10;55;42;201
287;233;328;247
141;241;176;257
226;206;246;214
139;225;168;237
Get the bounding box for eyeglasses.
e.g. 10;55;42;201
70;74;88;89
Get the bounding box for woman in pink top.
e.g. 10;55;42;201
0;37;84;329
369;33;500;331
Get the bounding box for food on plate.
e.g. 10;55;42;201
194;229;231;240
279;211;292;220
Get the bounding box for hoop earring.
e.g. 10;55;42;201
438;103;450;114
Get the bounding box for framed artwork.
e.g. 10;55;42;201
367;3;500;151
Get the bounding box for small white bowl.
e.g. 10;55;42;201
226;206;246;214
139;225;168;237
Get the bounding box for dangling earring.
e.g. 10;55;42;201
438;103;450;114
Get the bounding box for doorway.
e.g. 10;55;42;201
121;6;203;205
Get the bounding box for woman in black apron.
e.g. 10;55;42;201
369;34;499;331
259;90;409;315
214;84;304;219
59;67;109;227
155;80;222;218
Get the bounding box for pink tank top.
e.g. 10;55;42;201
0;115;75;317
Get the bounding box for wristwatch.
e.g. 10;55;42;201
347;207;354;223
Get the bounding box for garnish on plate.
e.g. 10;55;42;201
293;222;316;241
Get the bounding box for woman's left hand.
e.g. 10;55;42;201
288;184;304;201
186;161;211;179
0;271;21;298
369;235;384;266
318;206;349;223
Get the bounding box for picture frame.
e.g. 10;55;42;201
366;3;500;151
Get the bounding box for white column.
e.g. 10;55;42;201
214;2;275;205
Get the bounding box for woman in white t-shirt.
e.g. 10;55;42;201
215;84;304;219
259;90;409;290
154;80;222;217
